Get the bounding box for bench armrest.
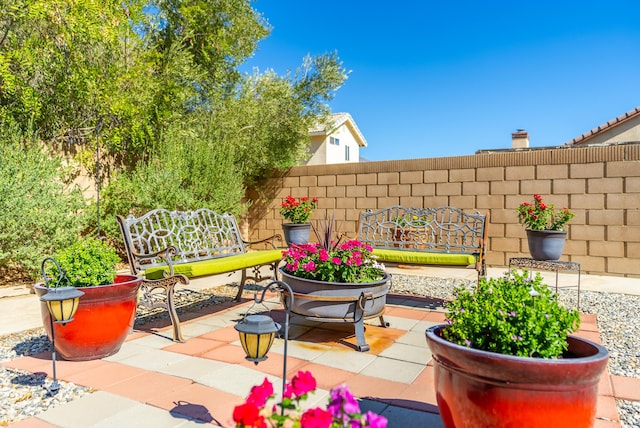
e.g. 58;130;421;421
243;233;283;250
131;245;179;277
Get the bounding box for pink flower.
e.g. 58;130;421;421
247;378;273;407
318;249;329;262
331;257;342;265
303;261;316;272
289;370;317;397
300;407;333;428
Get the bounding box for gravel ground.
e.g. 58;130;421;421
1;276;639;427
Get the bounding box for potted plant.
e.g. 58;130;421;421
279;195;318;245
279;219;390;351
517;194;575;260
34;237;142;361
392;212;430;248
233;370;387;427
425;271;609;428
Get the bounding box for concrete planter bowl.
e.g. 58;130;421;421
279;268;391;351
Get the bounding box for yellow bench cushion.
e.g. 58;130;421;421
144;249;283;280
372;249;477;266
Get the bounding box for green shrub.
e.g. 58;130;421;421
51;238;120;287
443;270;581;358
0;125;87;280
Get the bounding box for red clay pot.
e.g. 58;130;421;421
425;325;609;428
35;274;142;361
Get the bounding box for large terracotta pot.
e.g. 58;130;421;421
425;325;609;428
35;274;142;361
279;269;391;352
281;223;311;245
526;229;567;261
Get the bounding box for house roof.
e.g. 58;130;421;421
566;106;640;146
309;112;368;147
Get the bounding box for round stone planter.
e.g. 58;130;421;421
281;223;311;246
526;229;567;261
425;325;609;428
35;274;142;361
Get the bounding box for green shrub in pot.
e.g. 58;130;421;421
443;270;580;358
49;237;120;287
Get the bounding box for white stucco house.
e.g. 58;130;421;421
306;113;367;165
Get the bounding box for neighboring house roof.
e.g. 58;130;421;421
565;106;640;146
309;113;368;147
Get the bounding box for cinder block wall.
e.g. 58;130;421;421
246;144;640;278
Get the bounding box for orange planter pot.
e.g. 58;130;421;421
425;325;609;428
35;274;142;361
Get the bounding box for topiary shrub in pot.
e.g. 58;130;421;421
425;270;609;428
35;237;142;361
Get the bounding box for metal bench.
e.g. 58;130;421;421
116;208;282;342
357;206;488;277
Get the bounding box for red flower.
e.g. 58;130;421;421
232;402;266;428
300;407;333;428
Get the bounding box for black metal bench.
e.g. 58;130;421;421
357;205;488;277
117;208;282;342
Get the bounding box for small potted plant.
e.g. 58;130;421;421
34;237;142;361
392;212;430;248
279;195;318;245
425;271;608;428
233;370;387;427
516;194;574;260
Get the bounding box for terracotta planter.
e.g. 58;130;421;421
279;268;391;351
526;229;567;261
281;223;311;246
35;274;142;361
425;325;609;428
393;227;429;249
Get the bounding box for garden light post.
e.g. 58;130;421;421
235;280;293;416
40;258;84;396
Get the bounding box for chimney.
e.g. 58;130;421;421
511;129;529;149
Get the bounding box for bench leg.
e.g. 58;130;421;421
165;282;185;343
138;275;187;343
235;269;247;301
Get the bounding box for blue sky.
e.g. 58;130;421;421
242;1;640;161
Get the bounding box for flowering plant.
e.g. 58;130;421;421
233;370;387;428
282;240;386;283
393;213;430;228
516;194;574;231
280;196;319;224
442;270;580;358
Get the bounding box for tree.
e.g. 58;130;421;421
1;0;348;250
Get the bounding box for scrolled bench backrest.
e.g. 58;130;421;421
358;206;486;255
117;208;246;272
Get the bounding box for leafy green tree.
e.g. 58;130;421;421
1;0;348;259
0;124;86;279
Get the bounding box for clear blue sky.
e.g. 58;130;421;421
242;1;640;161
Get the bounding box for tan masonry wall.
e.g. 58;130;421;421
246;144;640;278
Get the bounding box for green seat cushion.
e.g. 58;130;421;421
372;249;477;266
144;249;283;280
